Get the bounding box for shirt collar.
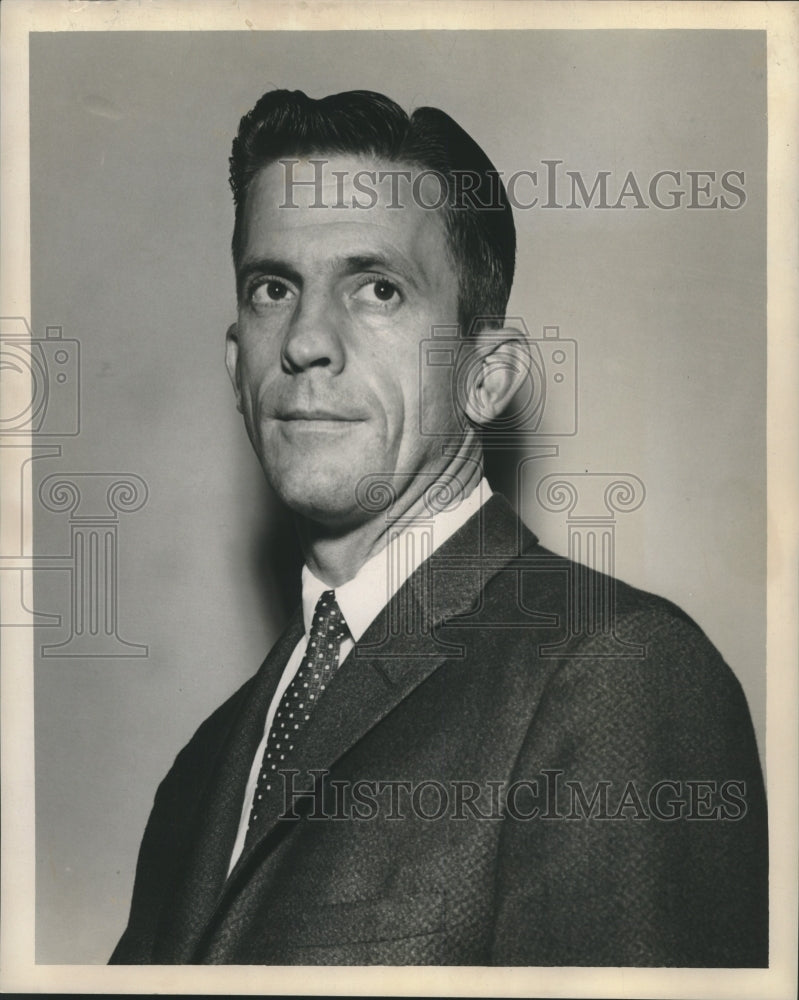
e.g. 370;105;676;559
300;477;492;642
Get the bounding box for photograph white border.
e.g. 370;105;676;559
1;1;796;996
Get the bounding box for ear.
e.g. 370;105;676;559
460;327;531;427
224;322;243;413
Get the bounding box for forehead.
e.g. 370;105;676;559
238;155;456;285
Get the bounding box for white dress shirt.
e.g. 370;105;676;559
228;478;492;872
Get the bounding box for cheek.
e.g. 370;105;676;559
415;359;461;434
236;342;272;407
374;359;417;438
370;336;460;451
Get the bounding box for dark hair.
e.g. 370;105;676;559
229;89;516;333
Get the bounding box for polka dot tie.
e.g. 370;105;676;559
244;590;349;846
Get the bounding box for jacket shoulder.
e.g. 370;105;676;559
518;538;717;648
162;674;256;796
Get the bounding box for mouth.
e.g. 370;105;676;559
272;409;367;429
276;407;365;421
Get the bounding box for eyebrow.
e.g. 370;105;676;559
236;251;422;298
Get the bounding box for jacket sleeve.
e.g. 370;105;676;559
108;763;187;964
490;614;768;967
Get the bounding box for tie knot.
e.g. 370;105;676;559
310;589;349;642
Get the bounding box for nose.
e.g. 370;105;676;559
281;289;345;375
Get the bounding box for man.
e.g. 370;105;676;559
110;89;767;966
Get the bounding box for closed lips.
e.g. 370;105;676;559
277;409;364;421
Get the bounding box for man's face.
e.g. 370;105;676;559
227;155;466;528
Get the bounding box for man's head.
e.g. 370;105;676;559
225;89;526;536
229;89;516;335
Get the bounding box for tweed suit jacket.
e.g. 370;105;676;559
110;494;768;966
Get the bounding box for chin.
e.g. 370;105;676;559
265;467;369;528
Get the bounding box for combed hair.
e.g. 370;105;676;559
229;89;516;333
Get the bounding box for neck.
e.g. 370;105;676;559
296;438;483;588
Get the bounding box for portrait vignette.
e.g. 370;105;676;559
1;2;797;998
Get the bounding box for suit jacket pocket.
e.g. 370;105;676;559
286;891;445;949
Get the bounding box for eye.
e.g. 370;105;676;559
353;276;402;307
250;278;295;306
372;279;398;302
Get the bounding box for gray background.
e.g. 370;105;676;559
30;30;766;963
